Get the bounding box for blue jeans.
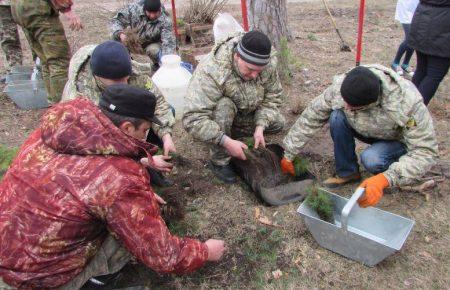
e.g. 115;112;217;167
330;110;407;177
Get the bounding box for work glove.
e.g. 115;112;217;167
281;157;295;176
357;173;389;208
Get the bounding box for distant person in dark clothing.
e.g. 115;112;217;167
408;0;450;105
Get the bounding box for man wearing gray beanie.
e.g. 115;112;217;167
110;0;176;65
62;40;176;187
183;31;285;184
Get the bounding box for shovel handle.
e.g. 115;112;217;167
341;187;365;232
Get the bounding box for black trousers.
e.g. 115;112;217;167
412;51;450;105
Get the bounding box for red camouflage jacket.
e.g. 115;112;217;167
0;98;208;289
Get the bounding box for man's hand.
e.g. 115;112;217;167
281;157;295;176
205;239;225;261
357;173;389;208
140;156;173;173
162;134;176;156
61;10;83;31
222;136;248;160
119;32;128;44
253;125;266;149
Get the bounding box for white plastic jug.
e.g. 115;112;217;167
152;55;192;120
213;13;244;44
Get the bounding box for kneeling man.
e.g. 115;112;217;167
281;65;438;207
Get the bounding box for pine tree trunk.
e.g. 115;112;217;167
246;0;292;50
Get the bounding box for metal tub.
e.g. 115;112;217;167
297;188;415;266
3;80;48;109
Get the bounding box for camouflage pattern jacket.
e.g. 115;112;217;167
110;0;176;55
283;64;438;186
0;98;208;289
62;44;175;139
183;34;284;145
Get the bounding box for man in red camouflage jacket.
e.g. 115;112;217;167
0;84;225;289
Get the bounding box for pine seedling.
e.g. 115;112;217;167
293;156;309;176
305;186;334;223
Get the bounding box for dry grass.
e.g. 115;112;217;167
183;0;228;24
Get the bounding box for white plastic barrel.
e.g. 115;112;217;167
151;55;192;120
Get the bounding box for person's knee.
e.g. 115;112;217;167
265;113;285;134
213;97;237;131
360;149;386;174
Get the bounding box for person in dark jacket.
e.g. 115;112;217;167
408;0;450;105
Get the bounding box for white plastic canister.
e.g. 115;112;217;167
151;55;192;120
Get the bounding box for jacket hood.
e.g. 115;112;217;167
41;98;157;158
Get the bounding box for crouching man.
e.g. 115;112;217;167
183;31;285;184
62;40;176;186
281;65;438;207
0;84;225;289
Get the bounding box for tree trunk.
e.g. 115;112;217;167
246;0;292;50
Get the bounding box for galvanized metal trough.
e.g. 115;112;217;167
297;188;415;266
3;66;48;109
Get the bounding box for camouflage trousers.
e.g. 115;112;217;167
0;5;22;71
144;42;161;64
210;97;285;166
58;234;132;290
11;0;70;102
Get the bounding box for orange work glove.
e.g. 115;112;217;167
281;157;295;176
357;173;389;208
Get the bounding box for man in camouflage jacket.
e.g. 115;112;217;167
0;0;22;78
111;0;176;64
10;0;83;102
183;31;285;183
0;84;225;289
62;41;176;187
281;65;438;208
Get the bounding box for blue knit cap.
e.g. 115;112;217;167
91;41;132;79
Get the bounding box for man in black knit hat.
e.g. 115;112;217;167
110;0;176;64
281;65;438;208
183;31;285;183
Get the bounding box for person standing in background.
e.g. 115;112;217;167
408;0;450;105
10;0;83;102
391;0;419;77
0;0;22;82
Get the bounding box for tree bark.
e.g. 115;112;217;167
246;0;292;49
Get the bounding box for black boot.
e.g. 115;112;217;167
208;162;236;184
148;168;174;187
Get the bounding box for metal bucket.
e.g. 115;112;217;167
3;80;48;109
297;188;415;266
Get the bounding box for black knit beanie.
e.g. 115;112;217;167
340;66;381;106
144;0;161;12
90;41;132;80
236;30;271;66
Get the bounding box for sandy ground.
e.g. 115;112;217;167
0;0;449;289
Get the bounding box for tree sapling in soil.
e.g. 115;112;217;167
305;186;334;223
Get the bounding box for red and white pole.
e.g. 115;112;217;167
171;0;179;38
355;0;365;66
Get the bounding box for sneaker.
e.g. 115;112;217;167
148;168;174;187
208;162;236;184
322;172;361;188
401;64;414;77
391;63;403;76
